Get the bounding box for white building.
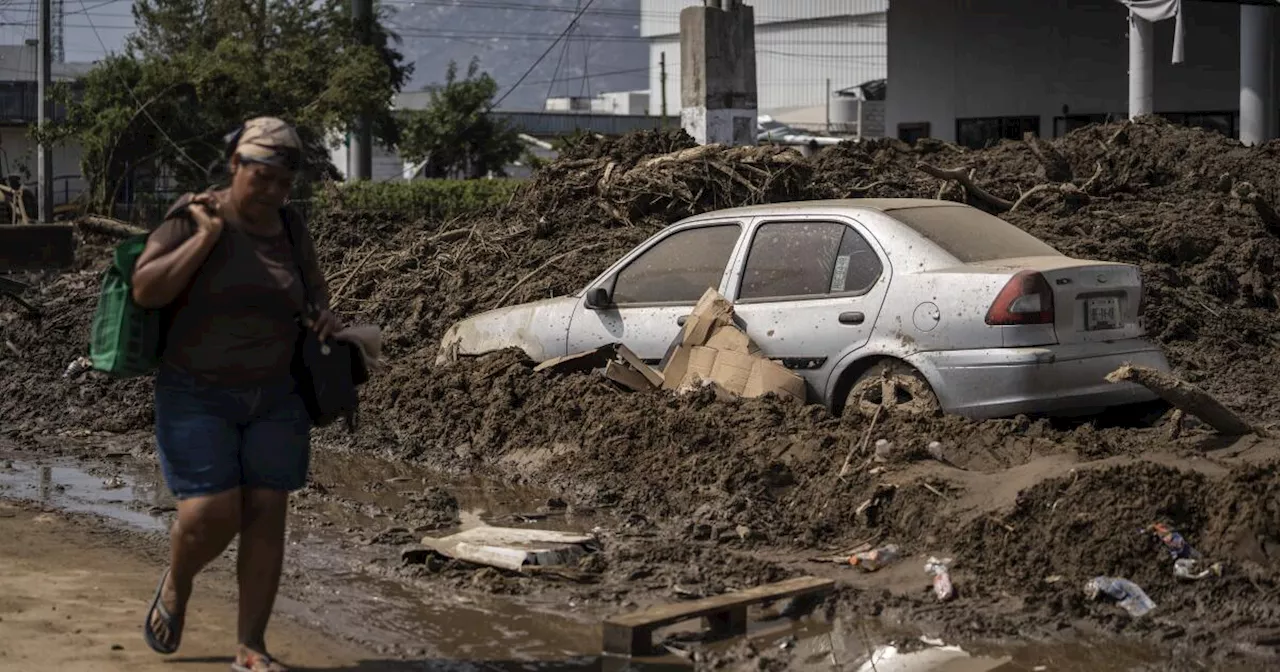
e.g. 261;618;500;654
641;0;887;134
887;0;1280;147
0;43;94;205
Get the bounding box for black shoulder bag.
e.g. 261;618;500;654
280;210;368;432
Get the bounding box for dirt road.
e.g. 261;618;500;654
0;499;395;672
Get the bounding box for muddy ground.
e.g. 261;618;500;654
4;117;1280;669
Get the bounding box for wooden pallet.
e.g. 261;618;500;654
601;576;835;657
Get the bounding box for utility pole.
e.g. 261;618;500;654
37;0;53;223
659;51;668;126
350;0;373;180
680;0;756;145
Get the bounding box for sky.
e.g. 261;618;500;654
0;0;652;111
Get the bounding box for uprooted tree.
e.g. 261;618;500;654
34;0;413;211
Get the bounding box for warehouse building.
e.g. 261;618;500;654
886;0;1279;147
641;0;888;135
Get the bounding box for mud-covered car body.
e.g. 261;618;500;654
437;198;1170;419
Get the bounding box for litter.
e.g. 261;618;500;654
1142;522;1202;560
849;544;901;572
1085;576;1156;617
419;526;600;572
1174;558;1223;581
925;556;955;601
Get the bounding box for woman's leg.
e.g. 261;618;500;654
149;370;246;653
234;387;311;664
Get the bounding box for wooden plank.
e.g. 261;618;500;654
615;344;664;388
604;576;834;630
602;621;655;657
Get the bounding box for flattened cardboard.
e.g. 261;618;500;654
680;288;733;347
705;325;759;355
614;344;664;388
744;358;807;402
709;350;756;396
686;346;718;382
533;344;615;374
605;360;655;392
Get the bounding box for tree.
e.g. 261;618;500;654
36;0;412;210
397;59;523;179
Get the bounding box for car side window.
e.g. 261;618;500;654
739;221;883;300
612;224;741;305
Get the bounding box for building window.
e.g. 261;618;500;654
1054;114;1112;138
1157;111;1236;139
955;116;1040;150
897;122;929;144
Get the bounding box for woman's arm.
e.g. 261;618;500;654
131;195;223;309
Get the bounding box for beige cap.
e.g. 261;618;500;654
234;116;302;170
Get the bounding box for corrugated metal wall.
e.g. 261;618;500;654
641;0;888;36
648;10;886;115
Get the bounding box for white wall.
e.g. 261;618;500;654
0;128;85;204
650;12;887;116
886;0;1244;143
328;137;409;182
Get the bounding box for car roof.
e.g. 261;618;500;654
680;198;964;222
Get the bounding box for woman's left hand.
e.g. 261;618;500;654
309;309;343;342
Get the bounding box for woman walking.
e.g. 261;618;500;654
130;116;339;672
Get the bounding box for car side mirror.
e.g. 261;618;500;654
584;287;611;310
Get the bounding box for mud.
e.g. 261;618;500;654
5;118;1280;668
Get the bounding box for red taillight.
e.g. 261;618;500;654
986;270;1055;325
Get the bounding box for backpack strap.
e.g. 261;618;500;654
278;207;315;318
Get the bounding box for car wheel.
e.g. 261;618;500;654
846;360;939;418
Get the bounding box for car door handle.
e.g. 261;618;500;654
677;315;690;326
839;311;865;325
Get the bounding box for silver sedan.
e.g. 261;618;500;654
437;198;1170;419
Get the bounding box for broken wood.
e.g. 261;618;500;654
1105;364;1259;437
838;405;881;481
78;215;146;238
602;576;834;657
1023;132;1073;182
494;243;604;309
1080;161;1105;194
917;162;1014;212
1010;184;1053;213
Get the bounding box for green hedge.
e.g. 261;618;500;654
315;178;524;220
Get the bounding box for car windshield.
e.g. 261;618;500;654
888;205;1062;263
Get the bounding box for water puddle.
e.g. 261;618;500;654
0;450;1169;670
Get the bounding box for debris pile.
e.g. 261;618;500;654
3;118;1280;663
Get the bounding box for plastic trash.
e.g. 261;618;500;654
1142;522;1202;560
849;544;901;572
1174;558;1223;581
1084;576;1157;617
925;556;955;601
63;356;94;379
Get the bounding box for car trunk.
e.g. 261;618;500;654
979;256;1145;345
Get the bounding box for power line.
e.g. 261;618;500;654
76;0;207;177
490;0;595;109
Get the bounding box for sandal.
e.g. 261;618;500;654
232;648;289;672
142;567;184;655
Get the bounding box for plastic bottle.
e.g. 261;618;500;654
925;556;954;601
1084;576;1156;617
849;544;901;572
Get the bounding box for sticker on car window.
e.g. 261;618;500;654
831;255;850;293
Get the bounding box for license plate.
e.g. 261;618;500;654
1086;297;1120;330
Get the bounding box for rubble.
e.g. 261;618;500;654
4;117;1280;663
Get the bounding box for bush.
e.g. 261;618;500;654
315;178;523;220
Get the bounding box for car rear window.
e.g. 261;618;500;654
888;205;1061;263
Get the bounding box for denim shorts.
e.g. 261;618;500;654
154;365;311;499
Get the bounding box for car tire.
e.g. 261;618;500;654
846;360;940;419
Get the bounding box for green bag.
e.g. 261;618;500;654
89;234;162;377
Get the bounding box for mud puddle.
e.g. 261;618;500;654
0;451;601;664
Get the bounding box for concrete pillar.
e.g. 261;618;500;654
1128;12;1153;120
679;0;757;146
1240;4;1275;146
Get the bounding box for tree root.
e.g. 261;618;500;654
917;162;1014;211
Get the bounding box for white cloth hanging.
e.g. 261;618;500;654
1119;0;1184;64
